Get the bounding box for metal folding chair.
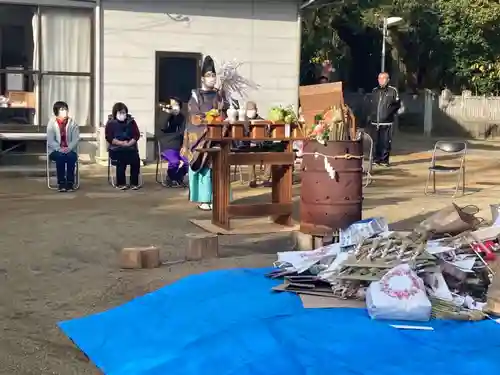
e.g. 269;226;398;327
107;152;143;188
232;165;245;184
46;145;80;190
155;139;168;186
361;131;374;187
424;140;467;197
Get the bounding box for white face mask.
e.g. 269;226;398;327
116;113;127;122
203;77;216;88
246;110;256;119
172;105;180;114
58;110;68;119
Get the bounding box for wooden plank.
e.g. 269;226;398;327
228;202;293;217
190;218;298;235
211;142;231;230
228;152;294;166
272;141;293;226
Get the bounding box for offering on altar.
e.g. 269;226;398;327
308;105;356;143
204;109;223;124
268;105;298;124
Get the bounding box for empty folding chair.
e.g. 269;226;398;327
46;144;80;190
424;140;467;197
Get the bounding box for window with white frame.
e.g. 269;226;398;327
0;4;93;128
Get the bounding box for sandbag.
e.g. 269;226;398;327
419;203;480;236
366;264;431;321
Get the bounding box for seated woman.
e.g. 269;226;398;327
46;101;80;192
105;102;141;190
158;97;188;187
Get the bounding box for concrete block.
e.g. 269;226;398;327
119;248;143;269
141;246;161;269
185;233;219;261
119;246;161;269
293;231;336;251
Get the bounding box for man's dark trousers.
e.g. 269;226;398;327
373;123;393;164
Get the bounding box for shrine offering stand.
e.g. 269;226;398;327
200;121;303;231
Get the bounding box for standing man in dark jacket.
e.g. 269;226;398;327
369;72;401;166
158;97;188;186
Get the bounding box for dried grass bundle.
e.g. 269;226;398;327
430;296;486;321
217;60;259;106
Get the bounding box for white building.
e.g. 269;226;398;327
0;0;301;164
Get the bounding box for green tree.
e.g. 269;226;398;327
437;0;500;94
301;0;500;94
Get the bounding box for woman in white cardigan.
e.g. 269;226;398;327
46;101;80;192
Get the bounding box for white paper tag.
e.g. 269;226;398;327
285;124;291;137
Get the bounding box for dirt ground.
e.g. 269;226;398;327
1;134;500;374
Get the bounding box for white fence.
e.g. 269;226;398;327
439;95;500;123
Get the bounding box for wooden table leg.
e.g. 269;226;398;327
271;142;293;226
211;143;231;230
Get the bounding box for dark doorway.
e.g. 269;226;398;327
155;51;201;134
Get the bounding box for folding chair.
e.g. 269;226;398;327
155;139;168;186
361;131;374;187
232;165;245;184
424;141;467;197
46;145;80;190
107;152;143;188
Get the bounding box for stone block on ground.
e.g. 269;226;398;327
119;248;143;269
119;246;160;269
185;233;219;261
140;246;161;269
293;231;335;251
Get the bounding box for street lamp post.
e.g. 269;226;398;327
381;16;404;73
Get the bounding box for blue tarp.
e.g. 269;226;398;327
59;268;500;375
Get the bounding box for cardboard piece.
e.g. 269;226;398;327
299;81;344;127
300;294;365;309
7;90;35;108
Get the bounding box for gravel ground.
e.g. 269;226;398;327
2;137;500;374
0;176;292;374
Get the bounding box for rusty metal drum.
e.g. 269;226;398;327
300;140;363;236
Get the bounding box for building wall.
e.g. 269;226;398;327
101;0;300;146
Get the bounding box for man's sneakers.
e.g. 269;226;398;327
57;186;67;193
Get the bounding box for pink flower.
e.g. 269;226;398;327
313;123;325;135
